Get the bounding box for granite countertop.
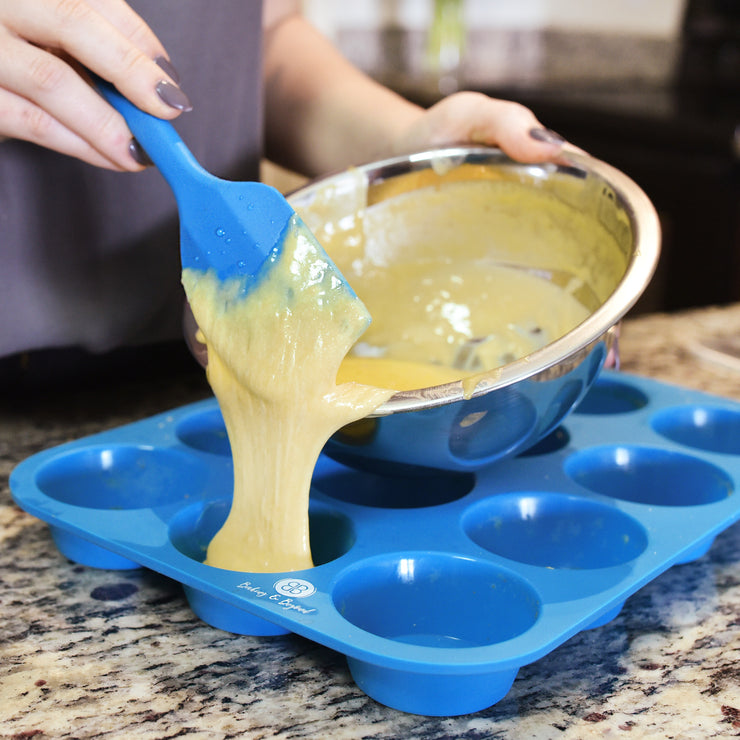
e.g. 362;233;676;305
2;304;740;739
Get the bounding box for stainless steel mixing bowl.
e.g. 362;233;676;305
288;146;660;472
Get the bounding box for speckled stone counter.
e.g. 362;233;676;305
2;305;740;739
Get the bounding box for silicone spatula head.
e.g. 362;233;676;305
95;80;348;291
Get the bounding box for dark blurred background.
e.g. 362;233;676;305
325;0;739;315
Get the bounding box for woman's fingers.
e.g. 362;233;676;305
2;0;185;115
395;91;571;164
459;95;566;162
0;30;138;169
0;83;121;168
0;0;192;169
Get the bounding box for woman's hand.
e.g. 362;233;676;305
391;91;568;164
0;0;192;170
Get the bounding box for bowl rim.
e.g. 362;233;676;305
289;145;661;416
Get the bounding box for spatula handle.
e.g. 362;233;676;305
94;77;210;193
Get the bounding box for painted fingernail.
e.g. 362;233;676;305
155;79;193;112
154;55;180;84
529;127;566;146
129;138;153;167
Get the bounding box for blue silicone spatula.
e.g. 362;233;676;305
95;79;360;294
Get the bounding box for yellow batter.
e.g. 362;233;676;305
335;259;590;390
183;217;392;573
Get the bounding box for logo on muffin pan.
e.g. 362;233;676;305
273;578;316;598
237;578;318;616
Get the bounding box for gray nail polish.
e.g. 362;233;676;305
529;127;566;146
156;79;193;112
129;138;153;167
154;55;180;84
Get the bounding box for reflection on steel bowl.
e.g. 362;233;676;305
288;146;660;472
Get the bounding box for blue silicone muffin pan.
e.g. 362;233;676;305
10;371;740;716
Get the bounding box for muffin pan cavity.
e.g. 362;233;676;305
35;444;207;510
10;373;740;716
316;466;474;508
574;376;650;415
176;407;231;456
333;552;540;648
462;492;648;569
651;405;740;455
565;445;734;506
169;498;354;570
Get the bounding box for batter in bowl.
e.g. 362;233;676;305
336;258;591;390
